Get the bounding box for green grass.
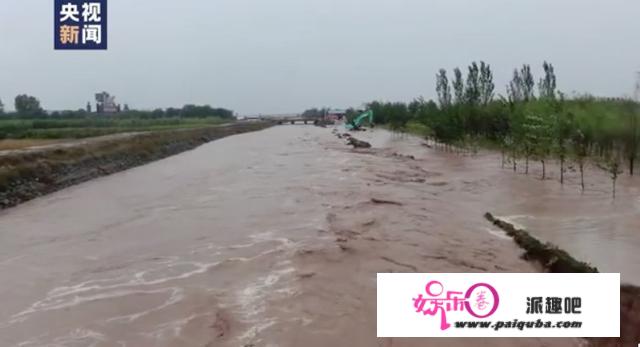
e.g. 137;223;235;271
404;121;433;138
0;117;230;139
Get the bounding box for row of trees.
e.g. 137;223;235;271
0;95;46;117
364;62;640;197
0;95;234;119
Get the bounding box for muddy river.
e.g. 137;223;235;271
0;126;637;347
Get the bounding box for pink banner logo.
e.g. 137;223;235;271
412;280;499;330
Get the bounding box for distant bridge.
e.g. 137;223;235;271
242;114;322;125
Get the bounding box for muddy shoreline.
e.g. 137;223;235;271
0;122;272;210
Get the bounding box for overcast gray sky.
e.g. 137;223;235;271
1;0;639;115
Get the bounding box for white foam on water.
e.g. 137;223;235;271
14;328;105;347
14;287;181;323
54;328;106;347
233;261;296;345
236;318;277;343
105;287;184;323
142;313;204;340
11;260;219;321
485;227;511;240
497;214;531;230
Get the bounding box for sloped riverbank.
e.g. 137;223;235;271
0;122;271;209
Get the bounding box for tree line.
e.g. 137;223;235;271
0;94;234;119
363;61;640;197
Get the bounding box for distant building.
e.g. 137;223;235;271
95;92;119;114
325;109;346;121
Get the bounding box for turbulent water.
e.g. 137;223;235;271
0;126;637;347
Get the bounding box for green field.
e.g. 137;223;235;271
0;117;229;139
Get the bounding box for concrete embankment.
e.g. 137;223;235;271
0;122;272;209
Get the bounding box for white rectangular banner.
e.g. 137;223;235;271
377;273;620;337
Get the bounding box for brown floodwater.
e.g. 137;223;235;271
0;125;636;347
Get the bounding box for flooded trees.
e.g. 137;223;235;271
553;110;573;185
434;61;497;150
537;122;552;180
622;100;639;176
479;62;495;106
599;146;624;199
452;68;465;105
571;129;589;192
523;129;533;175
520;65;536;102
539;64;567;182
538;62;557;100
367;101;412;133
523;112;552;179
610;158;623;199
465;62;481;107
436;69;452;109
363;62;639;197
